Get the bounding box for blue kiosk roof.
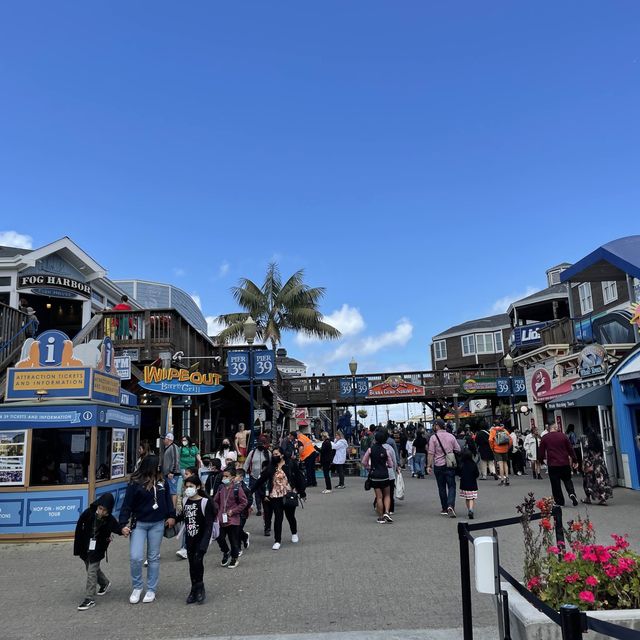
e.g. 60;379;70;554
561;236;640;283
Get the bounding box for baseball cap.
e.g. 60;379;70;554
163;432;174;441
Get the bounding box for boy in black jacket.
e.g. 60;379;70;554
73;492;129;611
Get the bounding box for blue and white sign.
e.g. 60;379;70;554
227;350;276;381
120;389;138;407
228;351;250;381
36;330;73;367
0;499;23;527
339;377;369;398
496;376;527;397
511;322;547;349
0;404;140;430
27;495;84;527
115;355;131;380
253;350;276;381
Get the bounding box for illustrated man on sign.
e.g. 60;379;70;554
235;423;249;460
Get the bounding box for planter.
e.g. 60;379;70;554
502;582;640;640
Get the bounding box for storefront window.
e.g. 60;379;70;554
30;428;90;486
0;430;26;486
96;428;111;481
127;429;139;474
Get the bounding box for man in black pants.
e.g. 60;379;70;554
537;424;578;506
319;431;334;494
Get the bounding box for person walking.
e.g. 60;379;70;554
510;429;525;476
427;419;461;518
412;429;428;478
253;448;306;550
213;467;248;568
581;427;613;506
74;492;130;611
119;456;176;604
362;430;394;524
475;426;496;480
204;458;224;496
135;440;153;471
243;437;270;514
537;423;578;507
523;427;542;479
176;475;215;604
214;438;238;468
161;433;181;508
319;431;334;494
332;430;348;489
458;449;479;519
489;422;512;485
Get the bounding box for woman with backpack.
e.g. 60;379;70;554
252;447;306;550
362;430;394;524
176;475;216;604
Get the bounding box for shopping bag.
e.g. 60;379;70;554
394;471;405;500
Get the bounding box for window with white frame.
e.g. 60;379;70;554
578;283;593;314
462;334;476;356
476;333;495;354
433;340;447;361
494;331;504;353
602;281;618;305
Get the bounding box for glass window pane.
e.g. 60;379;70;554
96;428;112;481
30;429;90;486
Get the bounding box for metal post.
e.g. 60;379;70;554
458;522;474;640
352;374;357;444
453;392;459;432
249;344;255;450
509;377;517;432
560;604;583;639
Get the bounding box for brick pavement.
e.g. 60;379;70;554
1;471;639;640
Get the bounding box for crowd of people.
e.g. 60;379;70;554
73;418;613;611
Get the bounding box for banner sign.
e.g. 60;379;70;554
18;274;91;299
367;376;424;399
0;405;140;430
510;322;547;349
140;366;223;396
460;378;497;394
339;377;369;397
496;376;527;397
227;350;276;381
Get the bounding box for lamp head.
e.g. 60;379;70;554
243;316;257;345
349;358;358;376
504;353;514;373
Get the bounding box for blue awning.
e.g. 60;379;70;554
546;385;611;410
561;236;640;283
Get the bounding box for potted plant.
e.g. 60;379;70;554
504;493;640;639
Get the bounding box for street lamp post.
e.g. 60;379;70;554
452;392;459;432
349;358;358;443
504;353;518;431
243;316;257;449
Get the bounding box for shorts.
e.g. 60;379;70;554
494;453;509;463
370;479;391;489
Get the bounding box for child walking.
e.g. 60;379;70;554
73;492;130;611
214;466;248;569
234;467;252;554
177;475;216;604
459;449;479;519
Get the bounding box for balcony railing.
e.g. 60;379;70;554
0;302;34;373
539;317;574;346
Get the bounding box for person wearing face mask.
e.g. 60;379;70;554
214;437;238;468
243;436;270;516
213;467;248;569
252;448;306;550
175;475;216;604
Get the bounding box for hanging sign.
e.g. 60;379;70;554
578;344;607;379
367;376;424;399
339;377;369;397
18;274;91;299
140;366;223;396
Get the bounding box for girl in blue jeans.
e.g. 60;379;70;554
119;456;176;604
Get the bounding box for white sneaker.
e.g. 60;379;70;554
142;591;155;603
291;534;299;543
272;542;281;550
321;489;332;494
175;548;188;560
129;588;143;604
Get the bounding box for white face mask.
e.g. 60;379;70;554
184;487;197;498
182;440;188;446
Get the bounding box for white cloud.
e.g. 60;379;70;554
191;293;202;310
490;286;538;314
206;315;225;335
0;231;33;249
218;261;230;278
295;304;365;345
173;267;186;277
326;318;414;362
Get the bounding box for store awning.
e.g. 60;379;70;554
546;385;611;410
616;357;640;382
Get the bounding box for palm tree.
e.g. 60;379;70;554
216;263;341;437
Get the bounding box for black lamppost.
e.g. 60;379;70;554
504;353;518;431
349;357;358;441
243;316;257;448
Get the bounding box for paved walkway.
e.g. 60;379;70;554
2;471;639;640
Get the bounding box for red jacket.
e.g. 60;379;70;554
213;483;248;527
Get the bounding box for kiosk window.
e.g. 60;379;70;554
127;429;139;474
96;428;112;481
30;428;90;486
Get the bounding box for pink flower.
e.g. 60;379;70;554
579;591;595;604
585;576;599;587
565;573;580;584
548;546;560;555
611;534;630;550
603;564;621;579
527;576;541;590
563;552;577;562
595;547;612;564
540;518;552;531
617;557;637;573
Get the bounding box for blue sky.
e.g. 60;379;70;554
1;2;639;393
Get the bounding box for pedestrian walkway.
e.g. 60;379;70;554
2;472;639;640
